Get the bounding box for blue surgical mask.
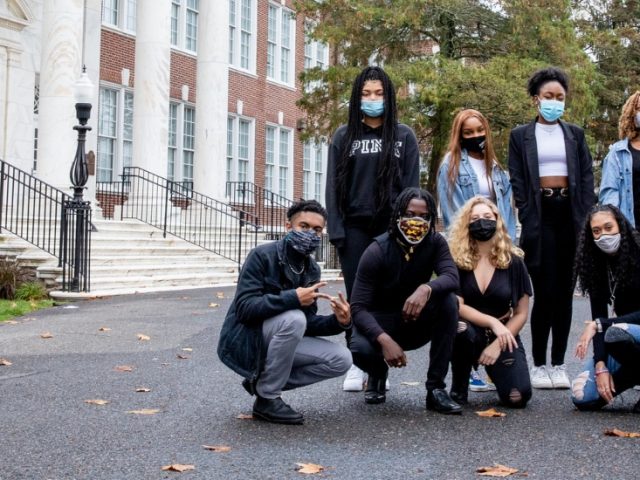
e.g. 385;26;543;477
361;100;384;118
538;99;565;122
286;229;321;256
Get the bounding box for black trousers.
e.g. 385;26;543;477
451;323;532;407
529;195;575;366
349;292;458;390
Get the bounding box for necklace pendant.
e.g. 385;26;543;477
405;253;410;261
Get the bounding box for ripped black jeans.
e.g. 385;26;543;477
451;323;532;408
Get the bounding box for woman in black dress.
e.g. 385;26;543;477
448;196;532;408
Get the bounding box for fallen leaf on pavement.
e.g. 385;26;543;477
208;303;220;308
236;413;253;420
604;428;640;438
40;332;54;339
180;296;191;300
202;445;231;452
5;320;18;325
476;464;520;477
182;348;193;352
296;463;325;474
161;464;195;472
114;365;134;372
400;381;421;386
135;387;151;393
137;334;150;341
127;408;161;415
161;362;171;366
98;327;111;332
475;408;507;418
177;354;190;360
0;358;13;366
85;399;110;405
216;292;225;299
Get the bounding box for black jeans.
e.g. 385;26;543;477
451;323;532;408
529;195;575;366
349;292;458;391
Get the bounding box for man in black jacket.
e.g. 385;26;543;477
349;187;462;414
218;200;352;425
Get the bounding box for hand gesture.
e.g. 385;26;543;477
575;321;597;360
296;282;329;307
402;284;431;322
329;292;351;326
478;340;501;366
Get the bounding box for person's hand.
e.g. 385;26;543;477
596;370;616;403
478;341;501;366
377;333;407;368
402;284;431;321
329;292;351;326
296;282;330;307
575;321;597;360
490;318;517;352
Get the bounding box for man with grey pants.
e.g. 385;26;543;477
218;200;352;425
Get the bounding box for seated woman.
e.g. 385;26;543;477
572;204;640;411
448;196;532;408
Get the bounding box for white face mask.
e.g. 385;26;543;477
594;233;621;254
635;112;640;128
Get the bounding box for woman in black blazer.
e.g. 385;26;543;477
508;67;595;390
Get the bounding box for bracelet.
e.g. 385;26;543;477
595;368;609;376
594;318;603;333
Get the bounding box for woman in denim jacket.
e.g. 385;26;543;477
599;91;640;228
437;109;516;240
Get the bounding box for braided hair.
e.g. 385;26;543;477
335;66;399;216
388;187;437;240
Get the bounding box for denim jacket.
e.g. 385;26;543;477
599;138;635;226
437;150;517;239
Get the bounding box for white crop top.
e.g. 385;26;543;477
468;156;492;198
535;123;568;177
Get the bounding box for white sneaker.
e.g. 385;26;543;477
530;365;553;389
549;364;570;389
343;365;365;391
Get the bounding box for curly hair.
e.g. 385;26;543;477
617;91;640;141
388;187;437;240
527;66;569;97
573;204;640;299
287;199;327;221
448;196;523;271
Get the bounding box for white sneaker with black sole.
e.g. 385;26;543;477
530;365;553;389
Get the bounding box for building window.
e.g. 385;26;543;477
168;103;178;180
229;0;256;72
265;125;293;198
303;142;327;202
167;101;196;183
267;3;295;85
226;116;254;197
97;86;134;182
183;106;195;183
102;0;136;32
171;0;199;53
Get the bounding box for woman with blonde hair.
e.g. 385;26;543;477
599;91;640;228
448;196;532;408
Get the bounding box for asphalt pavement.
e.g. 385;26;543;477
1;282;639;480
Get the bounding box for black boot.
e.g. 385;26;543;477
426;388;463;414
253;396;304;425
364;375;387;404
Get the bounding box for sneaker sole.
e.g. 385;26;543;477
342;381;365;392
531;383;554;389
252;411;304;425
469;385;490;392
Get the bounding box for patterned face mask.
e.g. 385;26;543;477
286;229;321;256
397;216;430;245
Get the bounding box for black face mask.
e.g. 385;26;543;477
461;135;486;154
469;218;497;242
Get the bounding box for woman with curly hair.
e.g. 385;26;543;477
448;196;532;408
599;91;640;228
572;204;640;411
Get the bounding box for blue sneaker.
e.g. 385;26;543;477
469;369;495;392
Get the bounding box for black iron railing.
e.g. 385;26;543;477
110;167;259;264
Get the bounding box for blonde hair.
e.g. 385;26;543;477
448;196;523;271
618;91;640;141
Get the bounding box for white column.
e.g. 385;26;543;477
193;0;229;199
36;0;85;191
131;0;171;176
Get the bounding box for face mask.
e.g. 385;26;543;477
635;112;640;128
361;100;384;118
538;99;565;122
397;216;430;245
286;229;321;256
461;135;486;154
594;233;621;255
469;218;497;242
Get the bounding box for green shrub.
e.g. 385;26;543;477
15;281;48;301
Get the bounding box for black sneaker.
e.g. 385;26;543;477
253;396;304;425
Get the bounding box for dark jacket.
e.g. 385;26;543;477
325;123;420;246
217;239;349;381
508;119;595;270
350;231;459;344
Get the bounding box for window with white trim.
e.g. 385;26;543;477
171;0;199;53
97;86;134;182
303;141;327;202
265;125;293;198
266;3;295;85
226;115;254;197
229;0;256;72
167;101;196;183
102;0;136;32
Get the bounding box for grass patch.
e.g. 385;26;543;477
0;299;55;322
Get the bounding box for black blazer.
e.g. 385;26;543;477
508;119;595;270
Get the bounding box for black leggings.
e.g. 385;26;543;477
451;323;532;408
530;195;575;367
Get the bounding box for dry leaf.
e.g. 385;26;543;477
476;464;520;477
475;408;507;418
5;320;18;325
161;464;195;472
135;387;151;393
227;268;235;273
216;292;225;299
98;327;111;332
296;463;325;475
180;296;191;300
40;332;54;339
85;399;110;405
0;358;13;366
137;334;150;341
114;365;134;372
208;303;220;308
400;381;421;386
236;413;253;420
182;348;193;352
202;445;231;452
127;408;161;415
177;354;190;360
161;362;171;366
604;428;640;438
